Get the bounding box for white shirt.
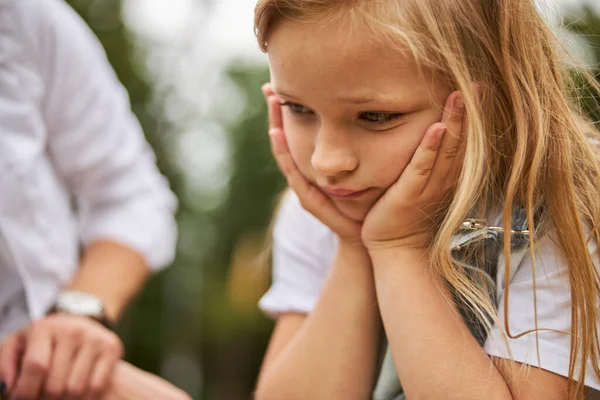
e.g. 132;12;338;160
259;191;600;391
0;0;178;336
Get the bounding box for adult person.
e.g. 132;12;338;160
0;0;180;398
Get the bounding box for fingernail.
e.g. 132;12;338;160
0;379;6;395
454;96;464;109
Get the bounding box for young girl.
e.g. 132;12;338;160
253;0;600;399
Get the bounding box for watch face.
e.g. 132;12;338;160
57;291;104;317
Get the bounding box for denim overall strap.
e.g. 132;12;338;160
371;210;535;400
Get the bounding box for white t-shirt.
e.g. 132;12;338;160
259;191;600;391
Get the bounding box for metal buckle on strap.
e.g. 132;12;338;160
460;218;530;236
452;218;531;252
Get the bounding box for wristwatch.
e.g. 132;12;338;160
48;290;115;330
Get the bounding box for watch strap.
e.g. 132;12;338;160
47;304;116;331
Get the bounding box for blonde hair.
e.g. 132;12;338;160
255;0;600;398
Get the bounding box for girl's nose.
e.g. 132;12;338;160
311;128;358;178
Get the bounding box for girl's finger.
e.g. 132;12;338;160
267;96;283;132
266;98;308;193
261;82;274;100
427;91;465;192
44;338;77;398
269;128;327;211
393;122;447;198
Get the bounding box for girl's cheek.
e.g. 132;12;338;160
284;126;315;175
374;127;425;184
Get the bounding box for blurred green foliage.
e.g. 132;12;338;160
198;64;286;399
65;1;281;399
62;1;600;399
562;6;600;126
65;0;182;376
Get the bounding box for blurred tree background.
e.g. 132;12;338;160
62;1;600;399
562;6;600;126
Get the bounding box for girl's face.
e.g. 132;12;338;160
268;19;452;222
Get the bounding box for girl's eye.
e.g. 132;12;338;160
359;112;404;125
280;102;313;115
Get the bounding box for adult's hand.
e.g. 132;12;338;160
0;313;123;399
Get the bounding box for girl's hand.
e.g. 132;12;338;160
262;83;363;244
361;91;466;251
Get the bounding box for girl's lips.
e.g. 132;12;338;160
321;186;372;199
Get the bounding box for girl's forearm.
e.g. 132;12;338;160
256;241;382;400
370;247;513;400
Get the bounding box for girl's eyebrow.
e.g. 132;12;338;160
275;89;407;106
273;89;300;100
335;93;408;105
335;95;381;105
